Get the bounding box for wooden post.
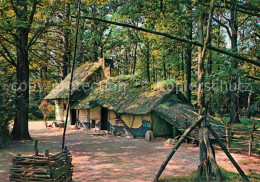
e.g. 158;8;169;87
208;125;250;182
34;139;38;156
43;149;49;157
203;127;222;182
62;0;81;151
225;123;230;150
154;117;203;182
249;123;256;156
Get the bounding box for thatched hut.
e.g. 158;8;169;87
45;58;224;139
72;76;223;139
44;61;104;124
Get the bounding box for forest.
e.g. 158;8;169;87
0;0;259;181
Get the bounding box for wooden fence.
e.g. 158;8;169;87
224;123;260;156
10;142;73;182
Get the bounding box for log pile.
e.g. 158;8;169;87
10;147;73;182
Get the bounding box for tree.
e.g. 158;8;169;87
60;2;72;80
10;0;39;140
0;0;55;140
229;0;240;123
39;100;53;128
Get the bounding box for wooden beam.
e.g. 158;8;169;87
154;117;204;181
80;16;260;67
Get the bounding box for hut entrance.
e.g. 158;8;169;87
100;107;108;130
71;109;77;125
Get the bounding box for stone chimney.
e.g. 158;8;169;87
98;57;119;78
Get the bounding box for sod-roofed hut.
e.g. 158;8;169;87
45;58;224;139
44;61;104;124
72;75;224;139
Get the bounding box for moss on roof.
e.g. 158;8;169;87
154;95;225;138
73;77;179;114
72;75;224;137
44;62;102;100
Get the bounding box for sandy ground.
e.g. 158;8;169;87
0;122;259;182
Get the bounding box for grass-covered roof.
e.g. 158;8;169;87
73;75;225;137
44;62;103;100
73;75;185;115
154;96;225;138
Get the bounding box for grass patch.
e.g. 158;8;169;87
160;168;260;182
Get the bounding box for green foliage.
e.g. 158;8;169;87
29;91;55;120
0;72;15;148
161;168;259;182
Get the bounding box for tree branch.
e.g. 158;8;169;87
213;17;231;39
0;39;16;66
246;75;260;81
10;0;18;16
80;16;260;67
0;50;16;67
28;26;47;48
201;4;214;60
28;1;38;27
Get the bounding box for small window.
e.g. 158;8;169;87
64;104;66;110
142;120;150;128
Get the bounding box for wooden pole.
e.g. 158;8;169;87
34;139;38;156
249;123;256;156
225;123;231;150
62;0;81;151
154;117;203;182
208;125;250;182
79;16;260;67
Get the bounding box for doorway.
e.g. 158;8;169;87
100;107;108;130
71;109;76;125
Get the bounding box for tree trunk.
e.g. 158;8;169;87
146;42;150;82
246;90;252;118
132;42;137;74
230;0;241;124
163;61;167;80
197;6;208;176
11;0;38;140
60;3;71;80
197;3;221;181
184;5;192;102
162;47;167;80
12;27;31;140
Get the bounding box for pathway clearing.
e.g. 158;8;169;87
0;122;259;181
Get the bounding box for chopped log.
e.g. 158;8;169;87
154;117;203;181
208;125;250;182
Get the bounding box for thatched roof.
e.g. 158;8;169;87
154;97;225;138
73;75;225;138
44;62;103;100
73;76;184;114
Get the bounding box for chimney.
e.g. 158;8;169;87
99;57;119;78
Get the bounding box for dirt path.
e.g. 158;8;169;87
0;122;259;181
